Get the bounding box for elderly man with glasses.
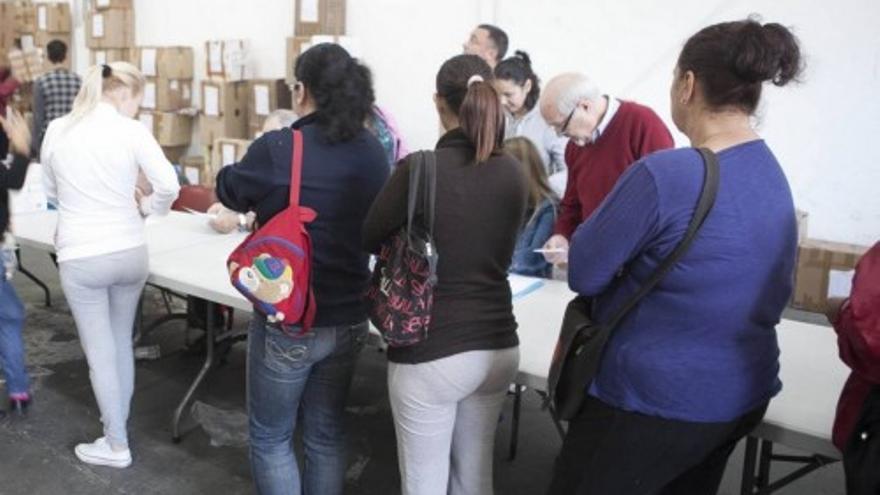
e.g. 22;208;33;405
538;73;674;264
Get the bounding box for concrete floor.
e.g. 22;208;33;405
0;247;846;494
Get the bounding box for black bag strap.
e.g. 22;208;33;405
405;151;437;238
603;147;720;330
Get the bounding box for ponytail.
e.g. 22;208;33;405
436;54;502;163
459;79;505;162
66;61;145;130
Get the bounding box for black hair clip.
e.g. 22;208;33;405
101;64;112;78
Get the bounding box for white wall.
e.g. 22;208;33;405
62;0;879;245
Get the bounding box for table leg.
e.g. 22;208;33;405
16;248;51;307
757;439;774;489
508;384;523;461
740;435;759;495
171;301;215;442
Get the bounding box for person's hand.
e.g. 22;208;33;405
206;202;225;216
134;186;148;217
542;234;570;264
209;208;239;234
0;109;32;156
825;297;846;324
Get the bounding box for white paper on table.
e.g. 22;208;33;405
92;14;105;38
96;0;110;7
20;35;34;51
203;85;220;117
138;113;154;133
184;166;200;186
142;82;157;109
208;41;223;74
184;207;217;220
94;50;107;65
37;6;47;31
300;0;319;23
221;144;236;167
508;274;545;301
254;85;270;116
827;269;856;298
140;48;157;77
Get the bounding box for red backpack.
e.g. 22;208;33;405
227;129;317;334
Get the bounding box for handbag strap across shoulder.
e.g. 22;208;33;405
603;147;720;330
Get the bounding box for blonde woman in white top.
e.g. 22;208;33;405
40;62;179;468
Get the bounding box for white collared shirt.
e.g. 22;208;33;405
41;102;180;262
592;95;621;142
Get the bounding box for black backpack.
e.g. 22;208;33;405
844;384;880;495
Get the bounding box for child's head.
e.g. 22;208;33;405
504;137;557;208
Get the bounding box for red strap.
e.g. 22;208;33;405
289;129;304;208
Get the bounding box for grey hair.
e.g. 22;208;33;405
556;74;601;115
265;109;298;129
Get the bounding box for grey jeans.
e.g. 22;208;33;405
59;246;148;448
388;346;520;495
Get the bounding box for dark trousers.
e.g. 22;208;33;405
0;127;8;159
547;395;768;495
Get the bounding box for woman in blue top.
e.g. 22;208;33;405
548;19;803;495
506;136;557;278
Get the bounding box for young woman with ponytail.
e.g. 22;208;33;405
40;62;180;468
215;43;389;495
363;54;528;495
494;51;568;189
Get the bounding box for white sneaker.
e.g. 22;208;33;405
74;437;132;468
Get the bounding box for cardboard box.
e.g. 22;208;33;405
248;79;291;124
180;155;211;186
139;111;193;147
14;1;36;34
211;138;250;171
92;0;133;10
135;46;193;79
86;8;134;49
294;0;346;36
142;78;193;112
205;40;250;82
90;48;132;65
0;4;17;51
162;145;188;164
199;81;248;144
285;35;360;84
7;48;45;82
792;239;870;313
34;2;70;33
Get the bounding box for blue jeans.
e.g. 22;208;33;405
0;277;29;395
247;315;369;495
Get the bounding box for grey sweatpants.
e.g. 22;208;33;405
59;246;148;448
388;347;520;495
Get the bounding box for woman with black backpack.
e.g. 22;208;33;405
363;54;528;495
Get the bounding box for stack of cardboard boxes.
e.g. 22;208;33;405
86;0;135;66
247;78;291;139
135;46;195;162
286;0;351;86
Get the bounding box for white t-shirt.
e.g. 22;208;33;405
41;102;181;262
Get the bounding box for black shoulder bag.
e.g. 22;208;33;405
547;148;720;421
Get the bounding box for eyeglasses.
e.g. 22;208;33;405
558;106;578;136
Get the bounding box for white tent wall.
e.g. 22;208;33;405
60;0;879;245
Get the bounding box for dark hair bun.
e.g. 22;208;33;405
513;50;532;68
733;20;802;86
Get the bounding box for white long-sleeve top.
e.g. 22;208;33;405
41;102;180;262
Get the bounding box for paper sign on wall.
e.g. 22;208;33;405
139;113;154;132
300;0;319;23
182;83;191;100
221;144;236;167
140;49;157;77
204;86;220;117
142;82;157;109
254;85;270;116
37;6;47;31
828;269;856;298
20;35;34;51
208;41;223;74
94;51;107;66
92;14;105;38
96;0;111;7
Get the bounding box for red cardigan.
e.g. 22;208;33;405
554;100;674;238
832;242;880;450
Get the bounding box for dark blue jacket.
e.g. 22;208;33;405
216;113;389;327
510;198;556;278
